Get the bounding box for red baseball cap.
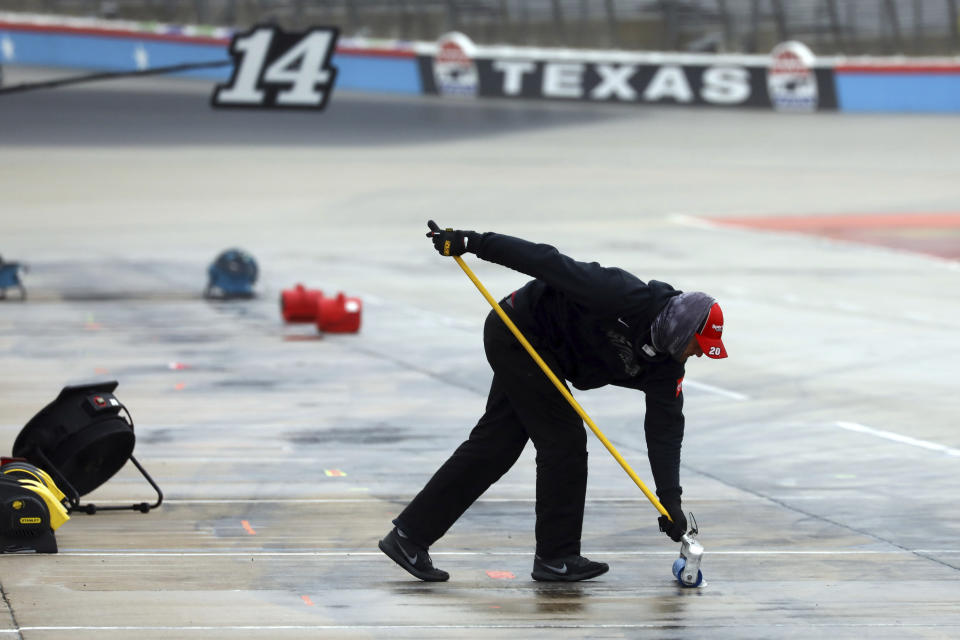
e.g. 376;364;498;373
695;302;727;359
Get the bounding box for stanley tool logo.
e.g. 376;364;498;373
19;517;41;525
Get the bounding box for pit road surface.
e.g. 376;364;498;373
1;68;959;638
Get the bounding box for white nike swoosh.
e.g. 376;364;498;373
543;562;567;574
398;541;418;565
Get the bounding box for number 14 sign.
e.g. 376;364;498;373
211;26;339;110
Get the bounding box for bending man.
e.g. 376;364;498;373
379;223;727;582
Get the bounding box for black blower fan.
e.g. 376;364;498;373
12;381;162;514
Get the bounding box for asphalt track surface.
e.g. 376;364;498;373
1;67;959;638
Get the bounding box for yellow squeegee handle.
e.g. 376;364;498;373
452;254;671;520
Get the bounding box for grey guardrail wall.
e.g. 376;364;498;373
1;14;958;112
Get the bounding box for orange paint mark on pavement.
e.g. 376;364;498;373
485;570;516;579
283;334;323;342
174;382;186;390
301;595;315;606
241;520;256;535
715;212;960;260
324;469;346;477
716;212;960;231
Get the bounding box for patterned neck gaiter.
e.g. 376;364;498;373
650;292;715;361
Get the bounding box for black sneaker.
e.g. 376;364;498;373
531;554;609;582
378;528;449;582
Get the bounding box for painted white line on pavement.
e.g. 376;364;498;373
835;421;960;457
155;497;652;504
667;213;720;230
834;301;863;312
684;379;749;401
145;457;342;463
6;623;956;632
53;549;934;557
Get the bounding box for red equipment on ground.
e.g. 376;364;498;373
280;284;362;333
281;284;324;323
317;292;362;333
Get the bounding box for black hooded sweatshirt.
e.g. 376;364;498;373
472;232;686;500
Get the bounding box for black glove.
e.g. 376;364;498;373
657;495;688;542
426;220;479;257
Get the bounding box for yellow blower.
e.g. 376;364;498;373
0;460;70;553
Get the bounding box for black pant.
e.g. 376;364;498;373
395;309;588;559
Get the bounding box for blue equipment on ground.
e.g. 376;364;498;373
0;256;27;300
204;248;258;299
